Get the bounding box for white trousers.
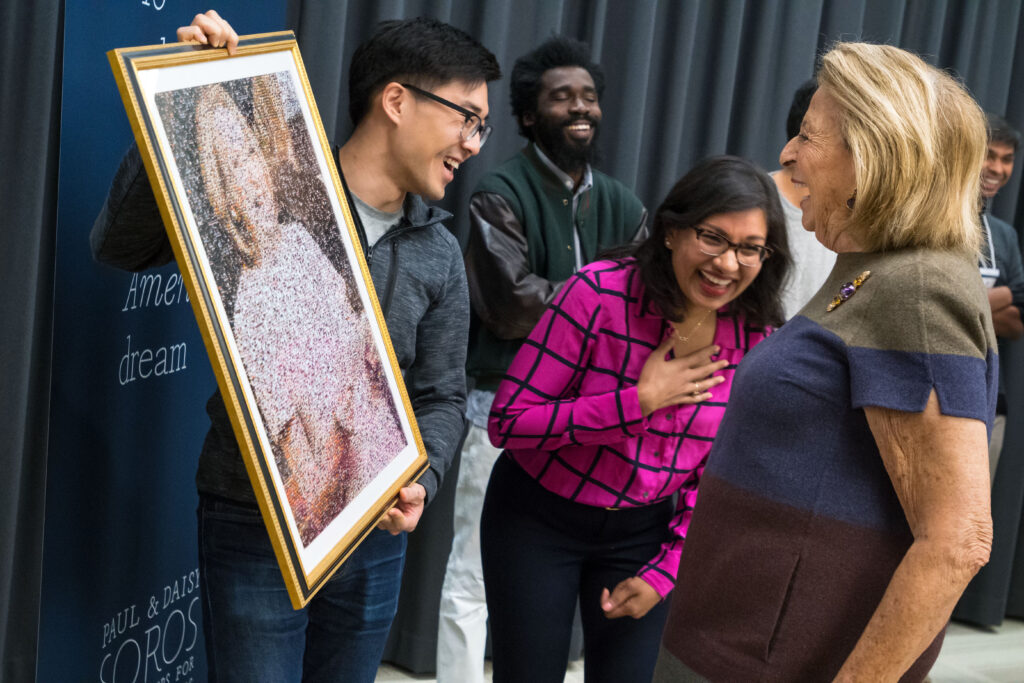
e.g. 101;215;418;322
436;423;502;683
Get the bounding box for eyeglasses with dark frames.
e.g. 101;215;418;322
401;83;492;147
688;225;773;266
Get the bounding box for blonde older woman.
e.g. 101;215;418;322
654;43;996;682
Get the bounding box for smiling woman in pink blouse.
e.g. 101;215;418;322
479;156;791;683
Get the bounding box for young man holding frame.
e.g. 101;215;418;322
92;10;500;682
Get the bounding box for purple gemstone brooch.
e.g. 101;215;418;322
826;270;871;312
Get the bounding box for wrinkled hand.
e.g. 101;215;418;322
600;576;661;619
377;483;426;535
636;338;729;416
176;10;239;55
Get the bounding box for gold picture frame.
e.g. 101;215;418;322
108;33;428;609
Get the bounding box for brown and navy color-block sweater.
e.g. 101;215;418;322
658;247;998;683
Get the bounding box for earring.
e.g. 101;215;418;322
846;189;857;210
664;237;672;249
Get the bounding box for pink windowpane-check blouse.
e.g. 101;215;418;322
488;259;770;598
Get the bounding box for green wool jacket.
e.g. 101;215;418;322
466;145;646;388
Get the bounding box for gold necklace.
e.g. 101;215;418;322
671;309;712;343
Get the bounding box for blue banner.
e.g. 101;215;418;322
40;3;285;681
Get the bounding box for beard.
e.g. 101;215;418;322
532;114;601;175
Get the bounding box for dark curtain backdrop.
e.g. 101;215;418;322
6;1;1024;678
0;2;63;681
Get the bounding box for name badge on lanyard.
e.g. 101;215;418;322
980;266;1001;288
979;215;1001;288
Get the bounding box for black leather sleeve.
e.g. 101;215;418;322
464;191;564;340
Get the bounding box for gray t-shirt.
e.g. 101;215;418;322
351;193;402;247
773;172;837;320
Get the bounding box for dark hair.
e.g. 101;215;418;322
620;156;790;329
348;17;501;126
786;78;818;140
986;112;1021;152
510;35;605;140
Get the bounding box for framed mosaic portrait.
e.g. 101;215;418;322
108;32;428;608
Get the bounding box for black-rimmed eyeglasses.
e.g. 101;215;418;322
689;225;772;266
401;83;492;147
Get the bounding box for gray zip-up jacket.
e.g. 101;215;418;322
90;145;468;505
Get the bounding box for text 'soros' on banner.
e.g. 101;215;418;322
40;3;285;681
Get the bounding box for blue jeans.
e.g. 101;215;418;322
197;494;406;683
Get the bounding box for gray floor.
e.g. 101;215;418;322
377;659;585;682
928;618;1024;682
376;619;1024;682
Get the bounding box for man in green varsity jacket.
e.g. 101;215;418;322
436;35;647;683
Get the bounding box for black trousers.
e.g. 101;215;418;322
480;454;673;683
